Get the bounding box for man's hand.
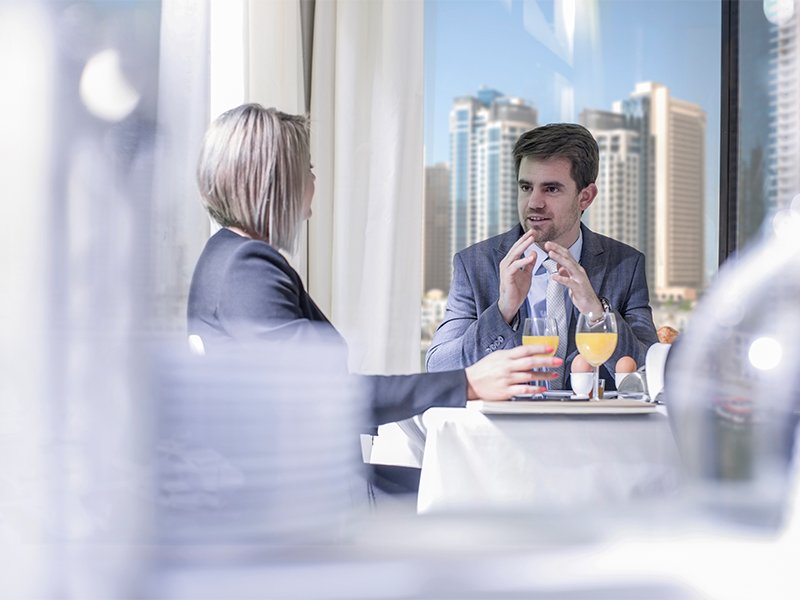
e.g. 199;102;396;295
497;229;537;323
543;241;604;316
465;344;562;400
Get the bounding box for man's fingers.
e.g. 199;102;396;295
543;240;568;255
548;251;579;273
551;273;577;288
501;230;536;266
509;254;536;273
509;228;535;251
544;241;578;267
503;232;533;262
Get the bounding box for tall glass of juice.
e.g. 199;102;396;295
522;317;559;394
575;312;618;401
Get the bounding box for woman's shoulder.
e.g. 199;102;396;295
211;229;300;288
211;229;291;269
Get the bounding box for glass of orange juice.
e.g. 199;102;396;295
575;312;618;401
522;317;559;392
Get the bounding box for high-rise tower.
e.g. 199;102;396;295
613;82;706;301
769;13;800;213
449;88;537;257
581;109;643;254
423;163;451;293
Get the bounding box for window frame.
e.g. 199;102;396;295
719;0;740;265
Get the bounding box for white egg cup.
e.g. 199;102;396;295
570;372;593;398
615;372;633;390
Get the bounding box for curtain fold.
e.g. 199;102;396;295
153;0;212;330
309;0;424;375
309;0;426;467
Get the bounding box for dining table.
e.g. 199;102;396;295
417;400;683;513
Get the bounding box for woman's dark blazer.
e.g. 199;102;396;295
187;229;466;428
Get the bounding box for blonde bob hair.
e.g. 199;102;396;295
197;103;310;252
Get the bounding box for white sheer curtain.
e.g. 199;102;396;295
308;0;424;375
308;0;426;466
205;0;424;375
153;0;212;330
1;1;203;595
0;4;53;595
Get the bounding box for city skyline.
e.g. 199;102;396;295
596;81;706;301
449;90;537;257
424;0;720;280
425;80;706;300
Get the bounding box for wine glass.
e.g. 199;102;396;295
575;312;618;401
522;317;559;393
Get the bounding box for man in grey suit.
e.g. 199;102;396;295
426;123;658;389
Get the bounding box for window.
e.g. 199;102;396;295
423;0;721;352
734;0;796;250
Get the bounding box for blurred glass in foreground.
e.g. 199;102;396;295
0;1;206;597
150;335;368;550
668;199;800;530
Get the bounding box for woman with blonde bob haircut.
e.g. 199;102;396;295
196;105;310;252
188;103;561;429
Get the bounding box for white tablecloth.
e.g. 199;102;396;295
417;406;682;513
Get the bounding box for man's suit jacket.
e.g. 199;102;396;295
426;223;658;387
188;229;467;429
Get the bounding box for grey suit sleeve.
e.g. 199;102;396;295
425;252;518;372
605;252;658;370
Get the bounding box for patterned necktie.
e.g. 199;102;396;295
543;258;567;389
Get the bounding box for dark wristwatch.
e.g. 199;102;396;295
598;296;612;313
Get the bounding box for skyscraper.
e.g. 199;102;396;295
633;82;705;301
609;82;706;302
581;109;643;254
449;88;537;257
769;13;800;213
424;163;451;293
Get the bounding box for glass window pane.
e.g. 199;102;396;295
423;0;721;356
737;0;796;248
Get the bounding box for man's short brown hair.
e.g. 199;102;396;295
512;123;599;190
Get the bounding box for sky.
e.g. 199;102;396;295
424;0;722;277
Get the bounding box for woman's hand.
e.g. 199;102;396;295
464;345;562;401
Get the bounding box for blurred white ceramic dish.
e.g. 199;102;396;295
645;343;672;400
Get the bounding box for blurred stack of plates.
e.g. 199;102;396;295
151;333;367;546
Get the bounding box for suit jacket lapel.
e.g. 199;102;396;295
494;223;525;262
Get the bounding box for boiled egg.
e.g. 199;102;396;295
615;356;637;373
571;354;593;373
